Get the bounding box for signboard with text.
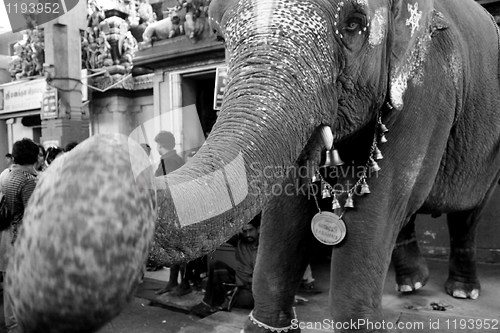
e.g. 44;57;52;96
213;66;228;111
0;78;46;113
41;87;58;119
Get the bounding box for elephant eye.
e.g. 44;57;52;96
345;21;360;31
344;13;366;33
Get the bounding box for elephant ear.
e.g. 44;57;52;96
389;0;438;110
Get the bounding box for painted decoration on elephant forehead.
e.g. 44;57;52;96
406;3;422;37
369;7;387;47
390;31;432;109
448;52;463;90
390;4;432;110
332;0;371;40
224;0;333;84
355;0;368;7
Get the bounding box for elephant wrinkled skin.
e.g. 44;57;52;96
8;0;500;332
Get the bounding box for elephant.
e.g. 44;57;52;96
142;7;184;44
6;0;500;332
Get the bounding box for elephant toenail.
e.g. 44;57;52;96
470;289;479;299
414;282;423;290
453;290;467;298
399;285;413;292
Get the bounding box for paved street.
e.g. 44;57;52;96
96;258;500;332
0;257;499;332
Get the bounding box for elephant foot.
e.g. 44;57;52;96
445;277;480;300
446;247;480;299
392;239;429;293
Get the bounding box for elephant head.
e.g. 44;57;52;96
10;0;500;332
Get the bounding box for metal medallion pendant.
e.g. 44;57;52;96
311;212;346;245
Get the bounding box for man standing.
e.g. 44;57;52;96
0;139;39;333
154;131;184;177
153;131;194;296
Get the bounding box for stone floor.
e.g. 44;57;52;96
108;258;500;332
1;258;499;332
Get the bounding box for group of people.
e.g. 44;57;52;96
0;138;78;333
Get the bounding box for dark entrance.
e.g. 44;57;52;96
181;70;218;156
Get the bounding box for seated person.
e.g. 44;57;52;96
191;214;260;317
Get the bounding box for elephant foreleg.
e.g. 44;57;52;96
445;210;481;299
391;214;429;292
243;181;316;333
445;176;500;300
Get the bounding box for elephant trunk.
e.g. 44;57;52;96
150;66;318;265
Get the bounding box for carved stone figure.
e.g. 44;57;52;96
82;0;138;72
8;28;45;80
184;0;206;39
142;6;184;43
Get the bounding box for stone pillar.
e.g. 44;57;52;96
39;0;89;148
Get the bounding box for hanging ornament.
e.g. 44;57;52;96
311;171;319;183
323;146;344;167
379;122;389;133
311;211;346;245
344;192;354;208
360;179;371;194
320;126;344;167
370;157;381;172
374;146;384;160
379;133;388;144
309;112;386;246
332;193;341;209
322;182;331;199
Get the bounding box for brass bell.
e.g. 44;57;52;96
379;133;388;144
332;194;341;209
311;171;319;183
323;147;344;167
322;183;331;199
344;192;354;208
379;122;389;133
374;146;383;160
360;179;371;194
370;158;381;172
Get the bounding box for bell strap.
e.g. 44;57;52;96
248;308;297;332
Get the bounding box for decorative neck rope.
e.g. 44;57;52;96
308;113;389;246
